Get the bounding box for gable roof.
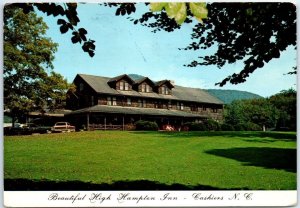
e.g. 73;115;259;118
76;74;223;105
155;80;174;88
108;74;135;84
134;77;156;87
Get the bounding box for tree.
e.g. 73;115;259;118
224;90;297;131
269;89;296;130
4;5;71;125
122;3;296;86
14;3;297;86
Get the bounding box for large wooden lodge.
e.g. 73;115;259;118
66;74;224;130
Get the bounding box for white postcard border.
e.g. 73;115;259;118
3;190;297;207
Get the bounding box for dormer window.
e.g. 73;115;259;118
141;83;151;93
119;80;130;91
108;74;134;91
159;85;170;95
156;80;174;95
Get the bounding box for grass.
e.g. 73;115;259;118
4;131;296;190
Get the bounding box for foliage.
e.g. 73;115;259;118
220;123;234;131
224;90;296;131
4;131;296;190
119;3;297;85
205;119;220;131
225;99;280;129
9;3;95;57
4;6;71;123
150;3;208;25
15;3;296;85
184;119;220;131
135;120;159;131
184;122;207;131
269;88;296;131
206;89;262;104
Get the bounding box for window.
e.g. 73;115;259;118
91;96;94;106
191;105;198;111
165;87;169;95
180;103;184;110
107;97;117;106
107;97;111;105
119;81;124;90
141;84;149;92
143;100;146;107
176;102;180;110
138;99;142;107
160;85;169;95
213;108;218;113
168;101;172;109
79;83;84;92
127;98;131;106
119;81;130;91
203;106;207;111
112;97;117;106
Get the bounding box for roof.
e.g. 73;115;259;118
155;80;174;88
66;105;208;118
76;74;223;105
108;74;135;84
134;77;156;86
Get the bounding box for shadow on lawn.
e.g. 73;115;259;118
206;147;296;173
131;131;296;142
4;178;249;191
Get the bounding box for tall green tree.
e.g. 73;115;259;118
269;89;296;130
4;5;70;124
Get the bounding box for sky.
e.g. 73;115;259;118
38;3;297;97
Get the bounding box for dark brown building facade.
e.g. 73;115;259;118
66;74;224;130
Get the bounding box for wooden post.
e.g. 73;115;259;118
104;116;106;131
122;115;125;131
87;113;90;131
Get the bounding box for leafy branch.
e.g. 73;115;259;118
15;3;96;57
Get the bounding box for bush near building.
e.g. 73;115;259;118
135;120;159;131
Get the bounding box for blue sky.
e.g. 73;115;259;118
39;3;297;97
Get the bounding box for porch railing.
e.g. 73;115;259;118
88;124;134;130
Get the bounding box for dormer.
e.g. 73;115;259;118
107;74;135;91
155;80;174;95
133;77;156;93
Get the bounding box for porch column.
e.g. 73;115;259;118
86;113;90;131
104;116;106;131
122;115;125;131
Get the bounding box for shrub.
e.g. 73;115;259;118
221;123;235;131
233;122;261;131
234;123;245;131
184;119;221;131
189;122;207;131
135;120;158;131
205;119;220;131
243;122;262;131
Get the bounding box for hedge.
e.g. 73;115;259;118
135;120;159;131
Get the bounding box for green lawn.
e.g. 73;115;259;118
4;131;296;190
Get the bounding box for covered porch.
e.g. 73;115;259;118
65;105;208;131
